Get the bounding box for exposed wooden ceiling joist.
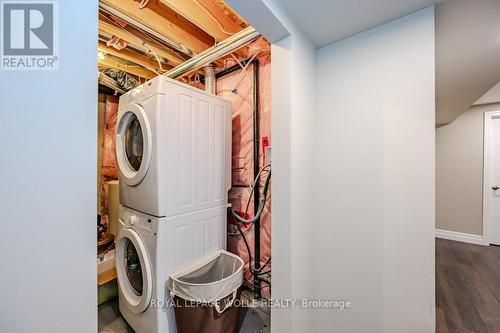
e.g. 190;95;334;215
196;0;247;31
99;57;156;79
158;0;241;42
99;18;185;66
156;0;248;57
142;0;215;47
100;0;213;55
98;40;171;75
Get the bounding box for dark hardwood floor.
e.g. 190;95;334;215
436;238;500;333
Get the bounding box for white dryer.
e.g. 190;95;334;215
116;75;232;218
116;205;228;333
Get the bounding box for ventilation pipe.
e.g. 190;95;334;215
165;26;261;79
204;64;216;94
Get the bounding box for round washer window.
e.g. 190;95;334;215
124;114;143;171
125;239;143;296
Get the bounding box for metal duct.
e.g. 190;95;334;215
204;64;216;94
98;72;126;95
165;26;261;79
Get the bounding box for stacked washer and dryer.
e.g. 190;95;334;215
114;75;232;333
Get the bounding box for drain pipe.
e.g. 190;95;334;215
252;59;262;299
165;26;260;79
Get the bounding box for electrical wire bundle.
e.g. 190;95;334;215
229;164;272;289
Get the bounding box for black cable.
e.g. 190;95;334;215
256;256;271;272
231;211;271;276
233;212;253;273
231;169;272;224
254;269;271;276
228;165;273;292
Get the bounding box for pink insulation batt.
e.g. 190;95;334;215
100;96;119;219
216;50;271;295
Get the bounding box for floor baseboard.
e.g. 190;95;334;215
435;229;484;245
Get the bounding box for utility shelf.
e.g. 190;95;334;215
98;268;117;286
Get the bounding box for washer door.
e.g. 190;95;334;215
116;228;153;314
116;104;152;186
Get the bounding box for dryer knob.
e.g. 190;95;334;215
129;215;140;225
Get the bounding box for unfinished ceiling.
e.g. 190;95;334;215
101;0;500;125
97;0;251;81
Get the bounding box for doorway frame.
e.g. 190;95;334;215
482;110;500;245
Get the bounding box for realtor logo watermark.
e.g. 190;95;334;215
1;1;58;70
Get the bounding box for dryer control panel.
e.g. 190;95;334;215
119;205;158;238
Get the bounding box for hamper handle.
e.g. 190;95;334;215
215;290;237;314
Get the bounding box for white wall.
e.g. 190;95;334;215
0;2;98;332
314;7;435;333
268;36;294;333
208;2;436;332
262;1;317;332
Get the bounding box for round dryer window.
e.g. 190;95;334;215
124;115;143;172
116;104;152;186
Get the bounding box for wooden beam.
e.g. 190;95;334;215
99;57;156;79
158;0;249;58
98;40;171;74
101;0;211;54
99;18;184;66
158;0;236;41
141;0;215;47
196;0;247;33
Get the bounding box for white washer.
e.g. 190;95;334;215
116;205;228;333
116;75;232;218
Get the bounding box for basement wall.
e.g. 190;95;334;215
202;1;437;332
314;7;435;333
436;103;500;235
264;2;318;332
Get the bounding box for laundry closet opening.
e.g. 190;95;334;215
95;1;272;332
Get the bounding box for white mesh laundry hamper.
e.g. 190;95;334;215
168;250;244;333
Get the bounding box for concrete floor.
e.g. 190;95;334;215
99;293;270;333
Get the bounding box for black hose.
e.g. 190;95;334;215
233;212;253;272
231;211;271;276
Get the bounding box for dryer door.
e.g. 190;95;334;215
116;103;152;186
116;227;153;314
